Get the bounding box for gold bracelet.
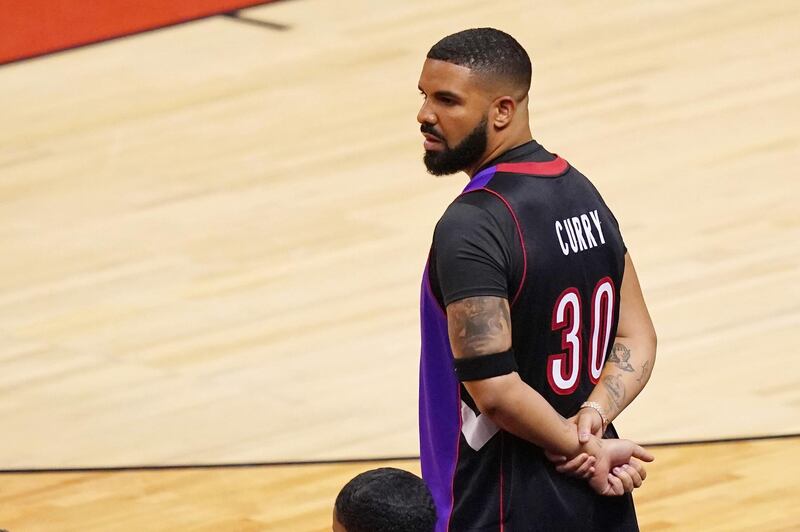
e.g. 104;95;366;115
580;401;609;429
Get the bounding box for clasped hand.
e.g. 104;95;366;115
546;408;654;496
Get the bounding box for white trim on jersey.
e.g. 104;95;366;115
461;400;500;451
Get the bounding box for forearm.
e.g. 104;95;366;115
466;374;586;458
588;334;656;424
447;295;597;458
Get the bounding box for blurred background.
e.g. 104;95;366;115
1;0;798;529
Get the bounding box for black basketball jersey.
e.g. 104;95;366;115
419;141;637;531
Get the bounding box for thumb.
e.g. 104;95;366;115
632;444;654;463
577;413;593;443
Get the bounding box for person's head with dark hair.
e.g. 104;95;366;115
332;467;437;532
417;28;534;176
427;28;532;97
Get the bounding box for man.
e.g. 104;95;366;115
417;28;658;531
333;467;437;532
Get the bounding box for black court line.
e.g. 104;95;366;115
221;10;290;31
644;431;800;448
1;433;798;475
0;0;289;68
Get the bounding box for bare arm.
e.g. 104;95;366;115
447;296;585;458
448;295;653;494
586;253;657;427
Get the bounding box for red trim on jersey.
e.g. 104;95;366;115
425;255;448;318
499;433;505;531
447;387;463;532
495;156;569;177
480;189;528;308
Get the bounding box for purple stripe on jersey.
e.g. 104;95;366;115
419;264;460;532
462;165;497;193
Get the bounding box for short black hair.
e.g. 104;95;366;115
334;467;437;532
427;28;532;94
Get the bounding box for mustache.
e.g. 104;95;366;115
420;123;444;141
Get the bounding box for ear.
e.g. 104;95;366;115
491;96;517;129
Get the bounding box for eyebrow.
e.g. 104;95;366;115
434;90;462;101
418;86;464;102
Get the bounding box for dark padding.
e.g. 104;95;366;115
454;348;517;382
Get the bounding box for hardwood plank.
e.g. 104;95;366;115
0;0;798;467
1;438;798;530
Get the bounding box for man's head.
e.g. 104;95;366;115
332;467;436;532
417;28;532;176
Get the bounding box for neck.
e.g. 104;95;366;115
465;129;533;178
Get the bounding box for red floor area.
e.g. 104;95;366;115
0;0;277;65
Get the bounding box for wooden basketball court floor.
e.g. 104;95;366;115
1;0;799;529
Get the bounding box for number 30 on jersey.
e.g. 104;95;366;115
547;277;615;394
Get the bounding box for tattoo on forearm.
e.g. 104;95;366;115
602;374;626;412
636;360;652;384
608;343;634;372
447;297;511;357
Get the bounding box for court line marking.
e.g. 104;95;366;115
1;432;797;474
221;10;290;31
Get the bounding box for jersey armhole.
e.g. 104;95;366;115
473;188;527;308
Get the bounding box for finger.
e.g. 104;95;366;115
545;450;567;463
555;453;588;474
582;459;596;479
631;445;655;462
622;464;643;488
612;467;634;492
574;456;596;478
606;474;624;496
627;460;647;482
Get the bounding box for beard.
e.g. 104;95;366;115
422;117;488;176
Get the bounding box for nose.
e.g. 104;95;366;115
417;99;436;126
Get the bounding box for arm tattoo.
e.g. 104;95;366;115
608;342;635;372
447;296;512;357
602;374;626;412
636;359;652;384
